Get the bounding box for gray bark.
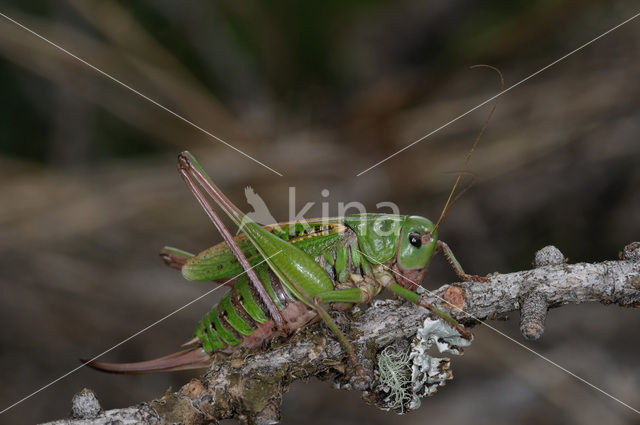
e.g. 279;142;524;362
40;243;640;425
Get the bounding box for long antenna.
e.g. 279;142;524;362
432;65;505;234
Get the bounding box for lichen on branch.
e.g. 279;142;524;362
40;243;640;425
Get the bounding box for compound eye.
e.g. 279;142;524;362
408;233;422;248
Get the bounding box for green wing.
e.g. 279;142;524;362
176;218;348;282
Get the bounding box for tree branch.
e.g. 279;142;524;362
41;243;640;425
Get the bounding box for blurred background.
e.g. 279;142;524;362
0;1;639;424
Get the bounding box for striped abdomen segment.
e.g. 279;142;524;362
195;264;294;353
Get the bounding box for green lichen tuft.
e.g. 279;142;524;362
376;345;412;413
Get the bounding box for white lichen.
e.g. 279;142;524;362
375;317;472;413
376;345;413;413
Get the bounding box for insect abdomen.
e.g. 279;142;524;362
195;264;295;353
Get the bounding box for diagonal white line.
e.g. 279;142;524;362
0;251;282;415
0;11;283;177
356;10;640;177
357;249;640;415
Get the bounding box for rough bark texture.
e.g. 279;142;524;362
40;243;640;425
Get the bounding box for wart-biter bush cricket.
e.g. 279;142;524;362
85;149;490;376
86;67;502;382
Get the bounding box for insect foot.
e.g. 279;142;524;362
365;317;472;414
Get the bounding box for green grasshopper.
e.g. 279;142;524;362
86;151;487;375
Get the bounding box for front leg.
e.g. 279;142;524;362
375;266;473;340
437;240;489;282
